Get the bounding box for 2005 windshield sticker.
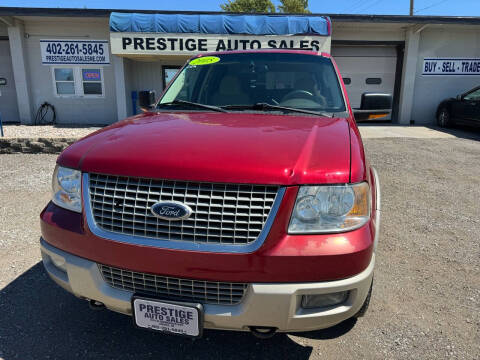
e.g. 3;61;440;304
423;58;480;75
189;56;220;66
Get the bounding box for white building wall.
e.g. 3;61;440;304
23;17;117;125
130;61;164;100
398;27;420;125
411;26;480;124
332;23;406;42
0;33;20;123
112;55;127;120
7;20;33;124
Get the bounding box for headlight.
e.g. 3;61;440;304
288;182;370;234
52;165;82;213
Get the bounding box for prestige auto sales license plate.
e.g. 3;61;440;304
132;296;203;338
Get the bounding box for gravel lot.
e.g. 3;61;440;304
0;125;102;138
0;131;479;359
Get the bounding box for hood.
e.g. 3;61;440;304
59;112;352;185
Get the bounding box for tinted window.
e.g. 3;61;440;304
81;68;103;96
83;82;102;95
464;88;480;101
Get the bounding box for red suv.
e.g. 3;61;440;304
40;50;380;338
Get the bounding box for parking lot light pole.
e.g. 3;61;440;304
410;0;414;15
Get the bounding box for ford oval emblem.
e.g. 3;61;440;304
150;201;192;221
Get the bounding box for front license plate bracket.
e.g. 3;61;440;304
131;295;204;338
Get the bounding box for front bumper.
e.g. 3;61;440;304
41;238;374;332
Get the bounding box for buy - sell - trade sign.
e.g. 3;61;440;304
423;58;480;76
110;32;331;56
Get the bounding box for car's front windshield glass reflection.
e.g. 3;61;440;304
159;52;346;114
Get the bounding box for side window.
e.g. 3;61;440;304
81;69;103;96
54;68;75;95
464;89;480;101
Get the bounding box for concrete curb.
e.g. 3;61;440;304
0;137;78;154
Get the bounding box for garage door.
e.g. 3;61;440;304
0;40;19;123
331;45;397;119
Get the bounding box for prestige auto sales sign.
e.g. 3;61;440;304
110;32;330;56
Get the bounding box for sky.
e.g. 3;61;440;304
2;0;480;16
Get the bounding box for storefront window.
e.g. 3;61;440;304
82;69;103;95
54;68;75;95
52;67;104;97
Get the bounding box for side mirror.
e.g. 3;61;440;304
360;93;392;110
138;90;156;112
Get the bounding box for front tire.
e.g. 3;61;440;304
437;107;451;128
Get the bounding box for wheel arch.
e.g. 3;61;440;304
436;100;453;118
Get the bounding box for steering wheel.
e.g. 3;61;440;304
281;90;315;102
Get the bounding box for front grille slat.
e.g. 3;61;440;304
88;173;279;245
99;264;248;305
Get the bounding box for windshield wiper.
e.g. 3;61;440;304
221;103;334;117
158;100;228;113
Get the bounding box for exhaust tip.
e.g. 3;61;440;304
88;299;105;311
249;326;277;339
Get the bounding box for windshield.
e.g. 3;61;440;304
159;52;346;114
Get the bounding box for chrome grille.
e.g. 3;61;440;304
99;264;248;305
88;173;279;245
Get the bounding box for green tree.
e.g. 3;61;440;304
220;0;276;13
277;0;311;13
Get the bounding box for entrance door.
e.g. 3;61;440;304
0;40;19;123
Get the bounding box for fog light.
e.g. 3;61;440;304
50;255;67;272
301;291;349;309
42;251;67;272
